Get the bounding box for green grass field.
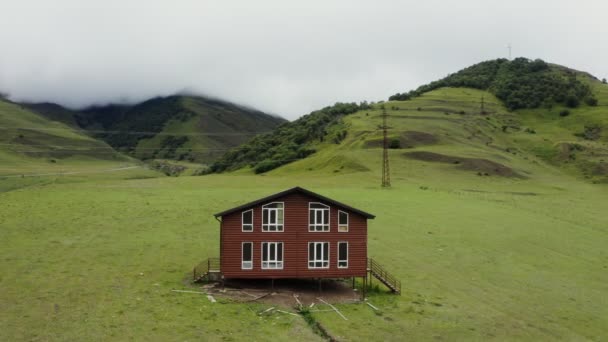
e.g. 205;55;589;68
1;82;607;340
1;164;607;340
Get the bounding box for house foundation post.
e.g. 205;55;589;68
362;276;367;300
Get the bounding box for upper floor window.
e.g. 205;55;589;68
262;202;284;232
242;209;253;231
338;211;349;232
309;202;329;232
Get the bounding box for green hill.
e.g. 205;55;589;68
209;58;608;183
0;98;138;178
389;58;597;110
27;95;286;164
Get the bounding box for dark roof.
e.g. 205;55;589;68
214;186;375;219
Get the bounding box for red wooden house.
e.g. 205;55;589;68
194;187;400;294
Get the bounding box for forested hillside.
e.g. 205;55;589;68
27;96;285;163
208;102;369;173
389;58;598;110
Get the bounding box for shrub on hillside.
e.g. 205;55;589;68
565;94;580;108
559;110;570;117
389;139;401;149
585;97;598;106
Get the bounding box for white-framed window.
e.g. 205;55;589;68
309;202;330;232
308;242;329;269
242;242;253;269
262;202;284;232
242;209;253;232
261;242;283;269
337;242;348;268
338;211;349;232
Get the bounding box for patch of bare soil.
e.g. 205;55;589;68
201;278;360;307
556;142;585;161
365;131;438;149
593;162;608;176
405;151;521;177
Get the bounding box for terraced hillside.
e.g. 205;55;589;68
0;98;141;179
27;95;286;164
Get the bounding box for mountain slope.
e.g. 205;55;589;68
0;98;134;176
209;58;608;183
28;96;286;164
209;102;367;173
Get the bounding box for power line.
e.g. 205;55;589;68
0;166;142;178
0;126;274;136
0;143;233;152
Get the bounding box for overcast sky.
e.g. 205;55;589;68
1;0;607;119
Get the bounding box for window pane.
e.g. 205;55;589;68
277;209;283;224
243;210;252;224
323;243;329;261
277;243;283;261
309;243;314;261
263;210;268;224
262;243;268;261
243;243;252;261
316;243;322;258
269;243;275;259
316;212;322;224
339;211;348;225
339;243;347;260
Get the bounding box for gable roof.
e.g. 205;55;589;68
214;186;375;219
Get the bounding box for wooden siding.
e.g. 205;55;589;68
220;192;368;279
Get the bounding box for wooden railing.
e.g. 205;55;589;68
192;257;220;282
367;258;401;294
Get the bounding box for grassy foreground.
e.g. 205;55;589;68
1;168;607;341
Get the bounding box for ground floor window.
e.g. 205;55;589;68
262;242;283;269
338;242;348;268
308;242;329;268
242;242;253;269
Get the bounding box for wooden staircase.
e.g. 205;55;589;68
367;258;401;294
193;257;221;282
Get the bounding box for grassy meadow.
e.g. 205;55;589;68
1;166;607;341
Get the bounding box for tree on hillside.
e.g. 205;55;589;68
603;78;607;84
